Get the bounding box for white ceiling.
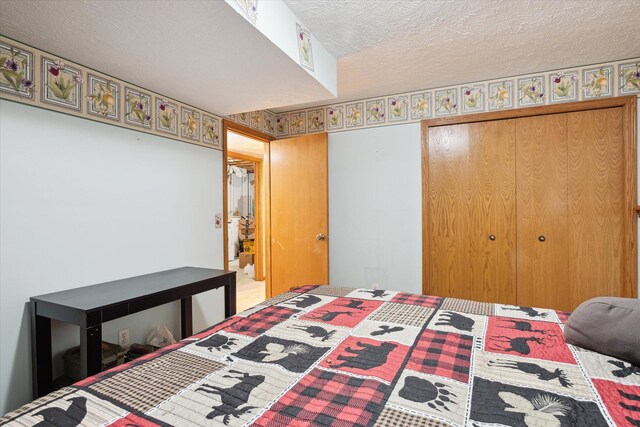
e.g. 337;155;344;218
0;0;334;115
279;0;640;111
228;131;264;158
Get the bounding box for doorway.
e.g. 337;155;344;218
222;121;329;305
224;126;271;312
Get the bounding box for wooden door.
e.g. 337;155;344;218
516;108;630;311
423;97;636;311
566;108;626;309
270;133;328;296
427;120;517;304
516;114;570;309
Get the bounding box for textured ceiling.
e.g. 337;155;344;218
0;0;334;115
2;0;638;115
278;0;640;111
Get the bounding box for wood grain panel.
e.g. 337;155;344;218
567;108;626;308
428;120;516;304
263;144;272;298
428;124;471;300
254;160;264;281
423;97;637;305
516;114;570;310
467;120;517;304
270;133;328;296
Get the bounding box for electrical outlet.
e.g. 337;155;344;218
118;328;130;348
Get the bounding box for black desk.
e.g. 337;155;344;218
30;267;236;398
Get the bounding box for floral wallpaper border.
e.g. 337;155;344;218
269;57;640;138
7;37;636;148
225;109;277;137
0;36;224;150
233;0;258;24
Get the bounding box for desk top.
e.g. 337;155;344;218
31;267;234;312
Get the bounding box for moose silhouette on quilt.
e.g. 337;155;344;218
1;286;638;427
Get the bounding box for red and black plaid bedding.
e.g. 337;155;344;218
2;285;639;426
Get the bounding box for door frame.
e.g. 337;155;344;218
228;150;264;280
222;119;274;297
421;96;638;297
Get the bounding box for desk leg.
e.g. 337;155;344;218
181;296;193;339
80;325;102;379
31;301;53;399
225;275;237;318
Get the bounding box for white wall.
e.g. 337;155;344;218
329;123;422;294
0;100;225;414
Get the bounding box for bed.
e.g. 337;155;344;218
2;285;638;426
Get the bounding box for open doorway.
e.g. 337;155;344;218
226;130;269;312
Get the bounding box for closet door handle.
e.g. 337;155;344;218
316;233;326;241
489;234;496;241
538;235;546;242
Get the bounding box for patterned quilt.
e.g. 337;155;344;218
2;285;639;426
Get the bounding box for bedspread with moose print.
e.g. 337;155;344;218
2;285;639;426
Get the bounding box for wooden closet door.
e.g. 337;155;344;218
428;120;516;304
567;108;626;308
516;114;570;310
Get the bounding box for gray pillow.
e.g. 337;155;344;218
564;297;640;366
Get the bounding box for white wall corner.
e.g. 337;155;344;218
224;0;337;98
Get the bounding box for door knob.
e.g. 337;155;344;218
538;235;546;242
489;234;496;241
316;233;326;241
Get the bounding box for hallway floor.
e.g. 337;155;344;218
229;258;266;312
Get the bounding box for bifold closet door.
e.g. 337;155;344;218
516;114;570;310
516;108;626;311
428;120;517;304
566;108;625;309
